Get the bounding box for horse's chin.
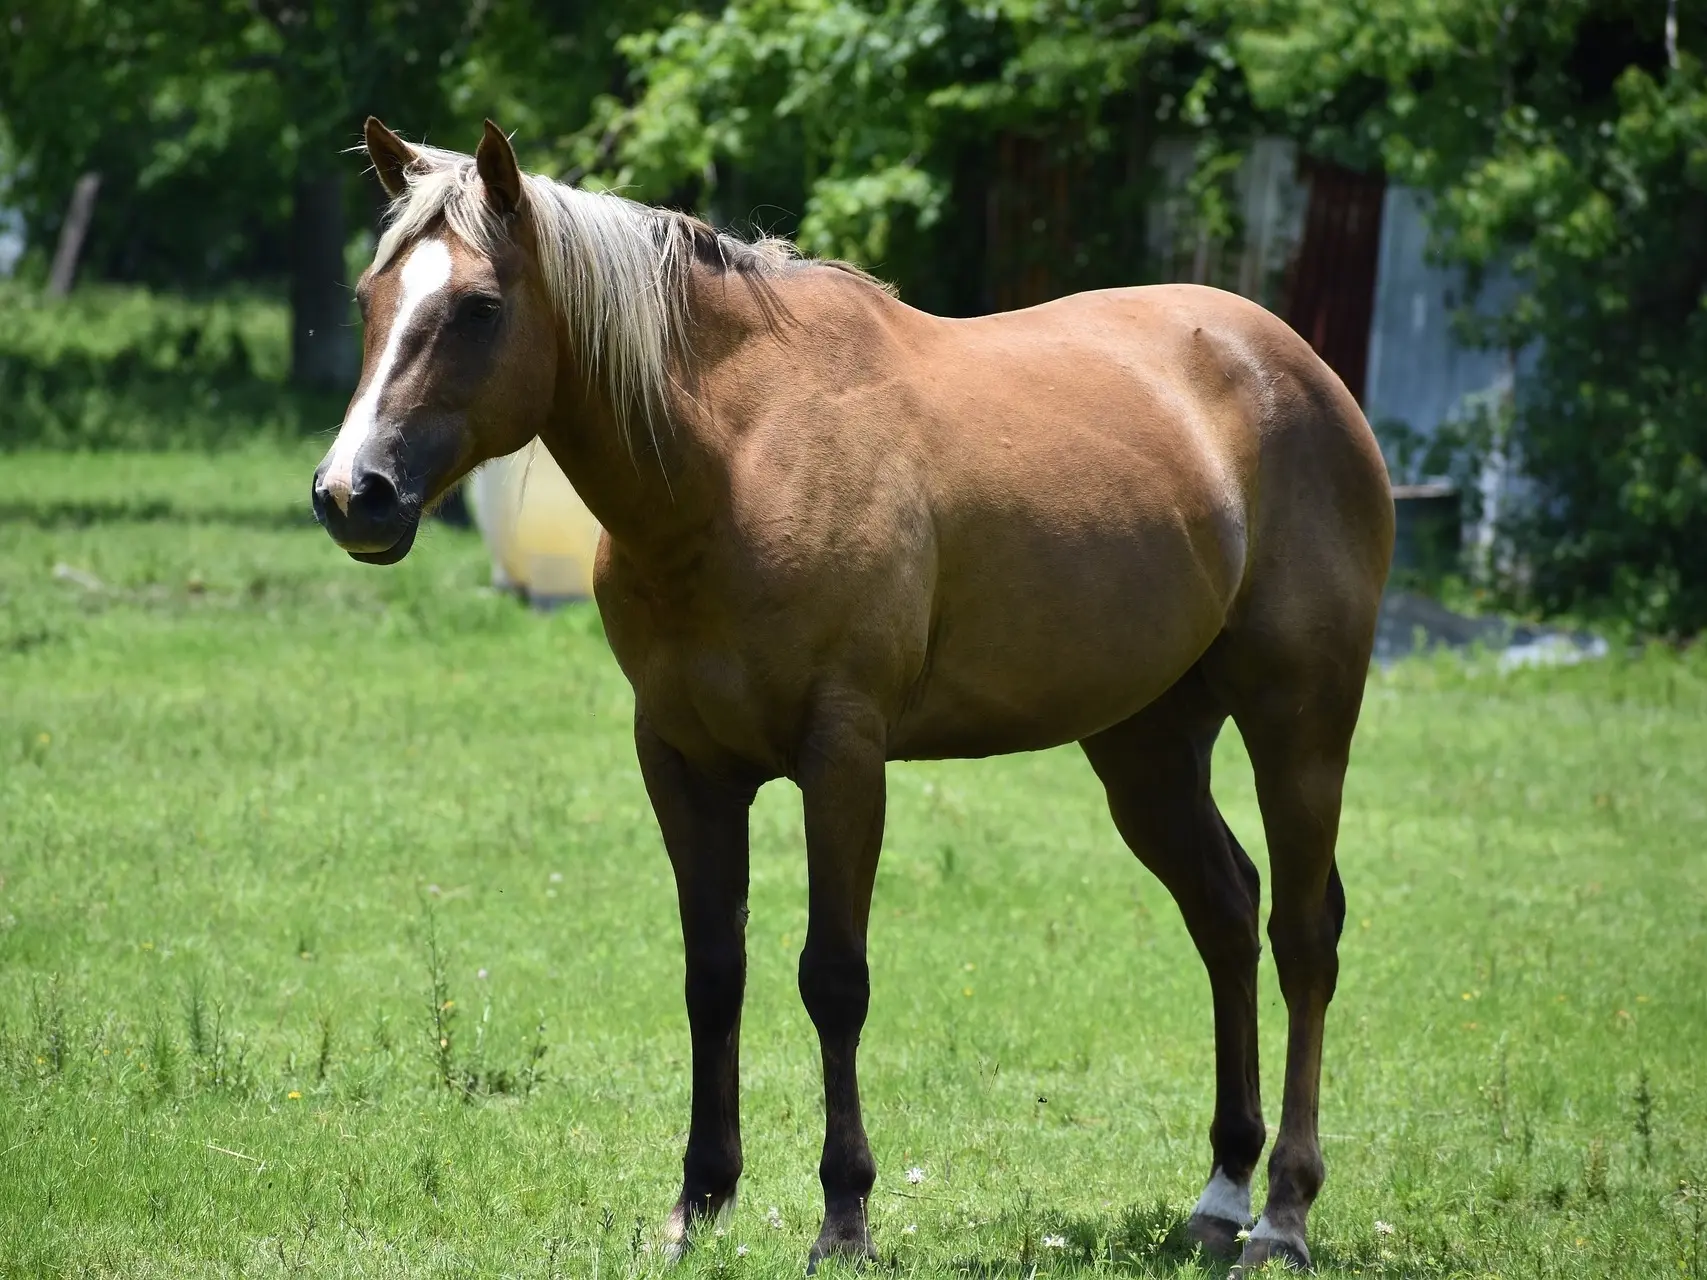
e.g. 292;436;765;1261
347;519;419;566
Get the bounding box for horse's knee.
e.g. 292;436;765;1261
797;944;870;1038
1267;899;1341;1005
1326;861;1347;941
684;939;746;1032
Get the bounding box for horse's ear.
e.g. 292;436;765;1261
475;120;523;216
365;117;418;200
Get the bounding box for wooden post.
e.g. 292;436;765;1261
45;172;101;298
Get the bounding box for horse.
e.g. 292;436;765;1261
312;117;1394;1274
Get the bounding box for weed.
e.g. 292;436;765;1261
414;1147;442;1203
30;976;67;1075
182;974;209;1058
185;989;247;1093
1634;1067;1655;1168
1583;1138;1609;1202
145;1019;178;1099
1679;1178;1705;1279
422;906;457;1092
314;1011;334;1085
523;1018;548;1098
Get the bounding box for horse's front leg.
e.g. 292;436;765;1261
636;717;757;1258
795;710;887;1271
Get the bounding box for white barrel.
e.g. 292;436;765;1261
467;438;602;604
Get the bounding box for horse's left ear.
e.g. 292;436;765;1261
476;120;523;216
365;117;419;201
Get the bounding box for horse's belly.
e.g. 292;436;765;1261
888;562;1229;760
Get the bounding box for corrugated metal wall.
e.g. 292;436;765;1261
1283;161;1387;404
1362;186;1529;473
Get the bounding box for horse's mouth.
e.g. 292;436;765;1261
346;519;419;566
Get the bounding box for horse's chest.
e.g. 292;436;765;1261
606;614;804;775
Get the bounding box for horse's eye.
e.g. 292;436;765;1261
463;297;501;324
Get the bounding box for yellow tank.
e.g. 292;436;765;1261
467;438;602;604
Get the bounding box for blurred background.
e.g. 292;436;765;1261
1;0;1703;633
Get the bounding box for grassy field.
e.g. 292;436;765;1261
2;443;1705;1278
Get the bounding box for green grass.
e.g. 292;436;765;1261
2;443;1705;1278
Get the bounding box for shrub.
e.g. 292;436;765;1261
0;282;341;450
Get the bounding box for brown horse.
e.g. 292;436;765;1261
313;118;1393;1274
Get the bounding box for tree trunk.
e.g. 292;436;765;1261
46;172;102;298
290;170;357;390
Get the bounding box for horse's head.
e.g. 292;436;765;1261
312;118;558;563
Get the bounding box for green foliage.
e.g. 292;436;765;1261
0;282;336;449
0;0;610;290
0;0;290;285
584;0;1249;302
1235;0;1707;630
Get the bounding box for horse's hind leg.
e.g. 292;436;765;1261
1205;614;1377;1272
1079;668;1266;1260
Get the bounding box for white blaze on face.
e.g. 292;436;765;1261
322;238;454;513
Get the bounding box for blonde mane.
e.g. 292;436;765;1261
371;144;882;447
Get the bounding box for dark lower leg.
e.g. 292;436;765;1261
1203;822;1267;1185
635;719;755;1253
669;917;747;1238
800;943;877;1263
1245;875;1340;1268
795;709;887;1270
1081;691;1266;1257
1185;830;1266;1256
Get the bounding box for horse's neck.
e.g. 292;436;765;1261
535;259;899;570
534;265;737;566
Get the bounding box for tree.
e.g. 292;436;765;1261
572;0;1255;311
1233;0;1707;629
1;0;497;388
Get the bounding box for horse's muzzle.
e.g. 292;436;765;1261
312;462;420;564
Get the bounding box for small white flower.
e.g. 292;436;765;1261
906;1166;926;1185
476;968;489;980
426;884;441;896
549;872;563;883
736;1244;748;1257
1042;1234;1066;1249
1236;1228;1252;1242
766;1206;783;1229
1375;1219;1395;1236
902;1224;917;1235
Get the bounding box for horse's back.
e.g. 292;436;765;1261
867;282;1391;756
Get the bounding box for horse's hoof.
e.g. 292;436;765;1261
662;1190;737;1264
805;1230;877;1274
1232;1233;1313;1274
1188;1212;1249;1259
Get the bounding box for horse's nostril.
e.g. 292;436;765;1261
349;469;401;521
